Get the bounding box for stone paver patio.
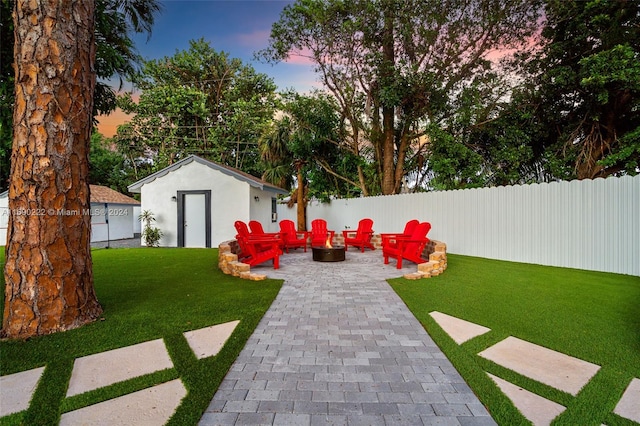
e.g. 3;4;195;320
199;250;495;425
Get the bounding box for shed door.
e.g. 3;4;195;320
177;190;211;248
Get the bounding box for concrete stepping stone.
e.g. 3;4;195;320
59;379;187;425
66;339;173;397
479;336;600;396
184;320;240;359
487;373;565;426
0;366;45;417
429;311;491;344
613;377;640;423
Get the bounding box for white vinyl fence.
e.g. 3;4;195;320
277;174;640;276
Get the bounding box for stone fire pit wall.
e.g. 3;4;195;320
217;235;447;281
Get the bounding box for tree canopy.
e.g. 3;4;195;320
115;39;278;176
532;0;640;179
261;0;543;194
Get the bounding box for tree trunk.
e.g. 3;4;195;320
296;164;306;231
2;0;102;339
380;5;397;195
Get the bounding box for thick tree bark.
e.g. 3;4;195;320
2;0;102;339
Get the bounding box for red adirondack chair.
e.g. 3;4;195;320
342;218;375;252
310;219;335;247
382;221;431;269
235;234;281;269
234;221;281;269
380;219;419;250
235;220;281;253
279;220;309;253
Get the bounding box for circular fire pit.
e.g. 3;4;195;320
312;246;346;262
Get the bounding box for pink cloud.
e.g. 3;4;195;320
284;47;316;66
234;30;272;48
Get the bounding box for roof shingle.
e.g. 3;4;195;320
90;185;140;205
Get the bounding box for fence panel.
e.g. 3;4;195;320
278;175;639;276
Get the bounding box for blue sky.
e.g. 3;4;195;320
98;0;320;136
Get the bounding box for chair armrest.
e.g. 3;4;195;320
380;233;407;239
247;235;281;244
258;232;282;238
380;233;406;244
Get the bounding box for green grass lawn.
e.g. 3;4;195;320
0;247;282;426
1;248;639;425
389;254;640;425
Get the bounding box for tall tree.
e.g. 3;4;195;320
116;39;278;176
534;0;640;179
3;1;102;338
262;0;542;194
0;0;162;190
1;0;15;192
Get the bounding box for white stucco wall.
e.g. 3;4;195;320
249;189;280;233
0;193;8;246
132;205;141;235
90;203;136;242
140;161;264;247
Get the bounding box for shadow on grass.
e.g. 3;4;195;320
0;248;282;425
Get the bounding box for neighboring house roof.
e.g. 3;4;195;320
90;185;140;205
1;187;139;205
127;155;289;195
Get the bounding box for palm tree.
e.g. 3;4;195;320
260;117;308;231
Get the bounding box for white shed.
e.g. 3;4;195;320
127;155;289;248
0;190;8;246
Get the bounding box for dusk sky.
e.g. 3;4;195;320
97;0;321;136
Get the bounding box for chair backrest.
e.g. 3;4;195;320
356;218;374;239
311;219;328;236
249;220;265;234
403;219;420;236
402;221;431;255
279;220;296;242
235;221;250;238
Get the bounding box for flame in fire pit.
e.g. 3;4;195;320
325;237;332;248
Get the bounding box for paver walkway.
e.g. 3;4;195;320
199;250;495;425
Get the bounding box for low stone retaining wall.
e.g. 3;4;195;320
217;235;447;281
218;240;269;281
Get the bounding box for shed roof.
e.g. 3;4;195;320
90;185;140;205
127;155;289;195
